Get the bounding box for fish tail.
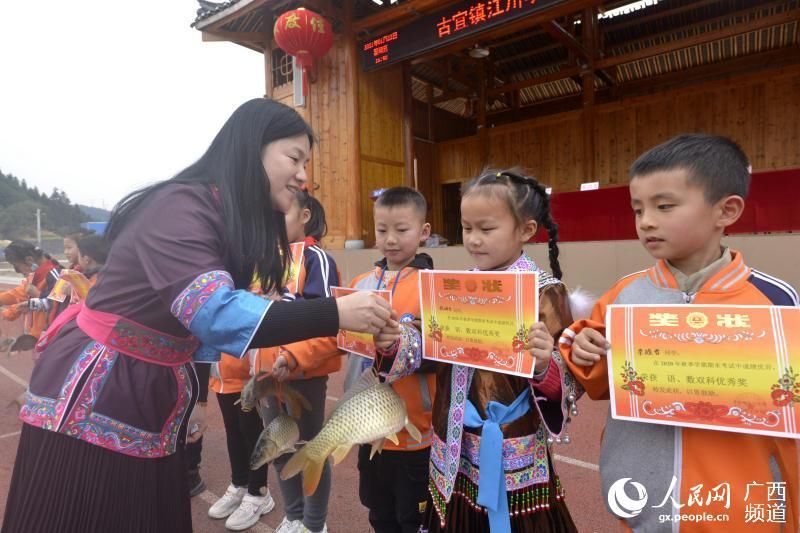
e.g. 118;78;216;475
283;388;311;417
280;446;326;497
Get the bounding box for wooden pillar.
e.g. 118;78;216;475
402;61;415;187
477;58;488;169
426;82;434;141
263;8;274;98
581;6;597;185
344;0;362;242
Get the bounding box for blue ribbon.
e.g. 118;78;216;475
464;388;531;533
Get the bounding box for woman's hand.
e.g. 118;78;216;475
186;402;207;444
336;291;394;335
526;322;555;374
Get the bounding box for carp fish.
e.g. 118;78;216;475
250;412;300;470
281;370;421;496
238;371;311;418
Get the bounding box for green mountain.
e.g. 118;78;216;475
0;170;90;239
78;204;111;222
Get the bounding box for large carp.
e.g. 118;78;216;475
281;370;421;496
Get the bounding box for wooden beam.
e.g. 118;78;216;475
597;8;800;69
432;90;470;104
602;0;720;33
607;0;794;54
488;28;547;49
486;45;800;125
200;0;269;32
545;20;590;61
487;66;583;97
353;0;462;33
202;31;265;43
494;42;563;65
613;44;800;98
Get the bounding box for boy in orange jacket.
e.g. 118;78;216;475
342;187;437;533
562;134;799;532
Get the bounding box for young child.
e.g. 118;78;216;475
63;232;83;271
260;190;343;533
340;186;436;533
375;172;582;533
0;241;63;338
563;134;799;531
76;234;109;286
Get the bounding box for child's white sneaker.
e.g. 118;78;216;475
225;491;275;531
275;516;303;533
208;484;246;519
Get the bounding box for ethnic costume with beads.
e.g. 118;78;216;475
382;253;583;533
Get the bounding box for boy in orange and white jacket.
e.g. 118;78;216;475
561;134;799;532
342;187;437;533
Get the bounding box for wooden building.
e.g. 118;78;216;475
192;0;800;249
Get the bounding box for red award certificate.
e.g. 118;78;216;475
419;270;539;377
331;286;392;359
607;304;800;438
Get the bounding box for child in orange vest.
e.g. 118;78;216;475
0;240;63;339
260;190;342;533
564;134;799;531
342;187;438;533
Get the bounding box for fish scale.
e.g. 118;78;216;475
250;412;300;470
281;371;422;496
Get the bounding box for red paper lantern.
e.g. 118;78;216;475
274;8;333;96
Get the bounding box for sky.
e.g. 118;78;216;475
0;0;265;210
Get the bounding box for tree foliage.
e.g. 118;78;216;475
0;170;90;239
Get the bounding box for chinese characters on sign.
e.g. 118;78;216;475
359;0;559;70
419;270;539;377
607;305;800;438
436;0;533;38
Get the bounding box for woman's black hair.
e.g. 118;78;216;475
4;240;59;267
295;189;328;241
462;169;562;279
105;99;315;292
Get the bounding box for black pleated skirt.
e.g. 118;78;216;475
2;424;192;533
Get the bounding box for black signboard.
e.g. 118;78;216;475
359;0;564;71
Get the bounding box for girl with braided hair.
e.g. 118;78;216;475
373;169;586;532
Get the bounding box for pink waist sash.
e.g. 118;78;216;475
36;304;198;366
